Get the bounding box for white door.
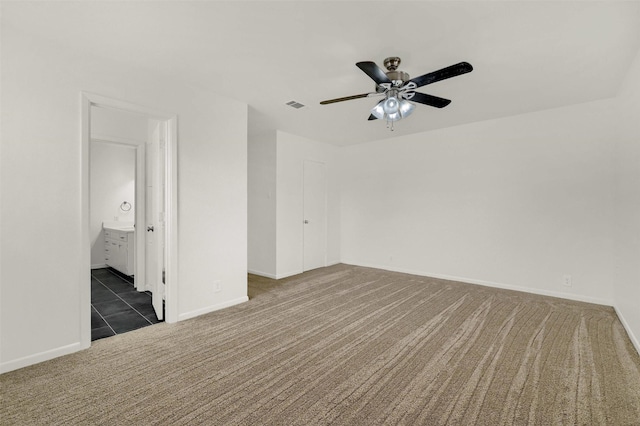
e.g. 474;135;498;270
146;120;166;320
303;160;327;271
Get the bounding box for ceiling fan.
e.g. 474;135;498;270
320;57;473;129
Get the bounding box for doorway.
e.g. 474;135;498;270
81;93;178;349
303;160;327;271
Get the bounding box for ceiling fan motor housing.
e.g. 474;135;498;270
385;70;410;86
383;56;401;71
383;56;409;87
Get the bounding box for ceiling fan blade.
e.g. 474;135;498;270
408;92;452;108
408;62;473;89
320;93;370;105
356;61;392;85
368;114;378;121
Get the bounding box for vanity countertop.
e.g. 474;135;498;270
103;221;135;232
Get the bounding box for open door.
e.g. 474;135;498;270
146;119;166;320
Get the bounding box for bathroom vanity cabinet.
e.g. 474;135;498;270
104;228;135;276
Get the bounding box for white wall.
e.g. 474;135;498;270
91;106;148;143
1;24;247;372
248;131;277;277
90;142;136;267
275;131;340;278
613;49;640;352
176;88;247;319
340;99;618;305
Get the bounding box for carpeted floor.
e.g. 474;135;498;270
2;264;640;425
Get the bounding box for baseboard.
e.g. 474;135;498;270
91;264;107;270
341;260;613;307
613;305;640;356
178;296;249;322
0;341;84;374
251;263;341;280
248;269;277;279
275;270;303;280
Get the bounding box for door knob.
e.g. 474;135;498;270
147;226;154;232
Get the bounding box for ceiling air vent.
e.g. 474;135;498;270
286;100;305;109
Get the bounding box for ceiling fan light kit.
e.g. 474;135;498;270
321;56;473;131
370;90;415;128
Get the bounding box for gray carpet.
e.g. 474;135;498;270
2;264;640;425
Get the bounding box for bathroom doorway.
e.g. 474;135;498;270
90;116;157;339
81;93;178;347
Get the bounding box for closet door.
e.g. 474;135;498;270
303;160;327;272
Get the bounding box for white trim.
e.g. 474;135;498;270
82;92;175;119
91;263;108;270
249;263;340;281
276;269;303;280
91;133;145;146
614;305;640;356
248;269;278;279
0;342;83;374
341;260;613;306
177;296;249;322
165;116;179;323
135;143;146;291
80;95;92;351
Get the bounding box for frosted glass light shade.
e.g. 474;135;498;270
370;98;415;122
386;111;401;121
399;100;415;118
383;97;400;115
371;100;385;120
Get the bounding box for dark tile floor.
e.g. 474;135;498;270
91;268;162;341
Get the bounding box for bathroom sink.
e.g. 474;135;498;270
103;221;135;232
116;226;135;232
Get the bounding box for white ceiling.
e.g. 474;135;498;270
4;1;640;146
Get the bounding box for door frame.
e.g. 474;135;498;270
81;92;179;349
